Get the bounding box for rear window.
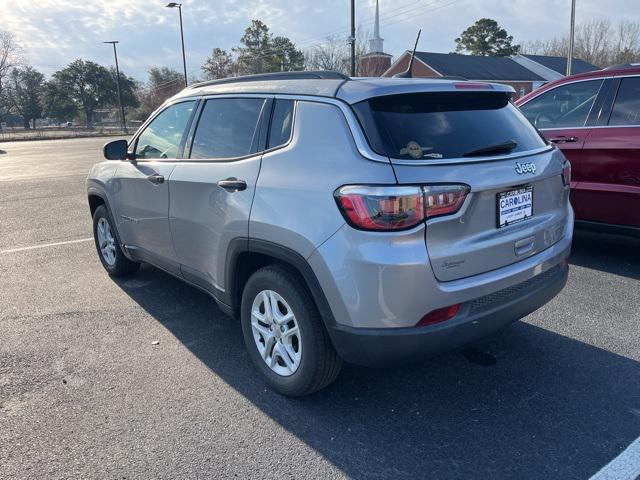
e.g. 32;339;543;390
353;92;547;160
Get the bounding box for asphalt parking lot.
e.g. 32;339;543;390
1;137;639;479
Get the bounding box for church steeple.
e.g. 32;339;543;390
369;0;384;53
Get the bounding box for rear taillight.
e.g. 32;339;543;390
562;160;571;186
335;186;424;231
334;184;469;231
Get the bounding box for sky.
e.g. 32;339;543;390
0;0;636;81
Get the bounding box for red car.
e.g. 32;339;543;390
516;64;640;236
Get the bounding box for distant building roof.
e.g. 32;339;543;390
521;54;599;75
412;51;545;81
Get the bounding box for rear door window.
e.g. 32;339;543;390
519;80;603;129
190;98;266;159
609;77;640;126
353;92;547;161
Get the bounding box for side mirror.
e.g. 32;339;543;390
103;139;129;161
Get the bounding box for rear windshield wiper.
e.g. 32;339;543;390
462;140;518;157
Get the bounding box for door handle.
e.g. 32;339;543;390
217;178;247;192
549;136;578;144
146;173;165;184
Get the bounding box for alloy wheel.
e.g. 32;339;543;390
96;217;116;266
250;289;302;376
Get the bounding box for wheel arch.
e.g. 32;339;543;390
87;187;131;258
88;192;106;217
225;238;337;329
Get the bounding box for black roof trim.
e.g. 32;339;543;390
188;71;351;90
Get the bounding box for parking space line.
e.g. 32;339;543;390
0;237;93;254
590;436;640;480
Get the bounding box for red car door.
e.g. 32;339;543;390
540;129;591;216
517;78;606;218
577;76;640;228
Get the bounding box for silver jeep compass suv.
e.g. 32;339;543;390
87;71;573;396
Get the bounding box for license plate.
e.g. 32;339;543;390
497;186;533;228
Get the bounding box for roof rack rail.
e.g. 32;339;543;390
188;70;350;89
602;63;640;71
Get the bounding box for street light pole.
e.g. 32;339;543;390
350;0;356;77
103;41;127;134
167;2;188;87
567;0;576;76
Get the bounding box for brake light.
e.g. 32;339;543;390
334;184;469;231
454;82;493;90
416;304;460;327
562;160;571;186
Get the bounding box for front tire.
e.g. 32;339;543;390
92;204;139;277
241;265;342;396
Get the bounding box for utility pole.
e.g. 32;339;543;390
350;0;356;77
567;0;576;76
167;3;188;86
103;41;127;134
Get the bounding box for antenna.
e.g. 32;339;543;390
394;29;421;78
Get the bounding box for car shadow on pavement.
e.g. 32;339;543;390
570;228;640;280
114;256;640;480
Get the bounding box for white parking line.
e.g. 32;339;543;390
0;237;93;254
590;436;640;480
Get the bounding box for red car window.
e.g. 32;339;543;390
609;77;640;126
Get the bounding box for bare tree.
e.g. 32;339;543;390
305;31;368;76
612;20;640;64
521;38;568;57
0;31;22;123
574;20;612;67
521;20;640;68
305;36;351;74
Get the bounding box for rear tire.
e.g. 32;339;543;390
92;204;139;277
241;264;342;396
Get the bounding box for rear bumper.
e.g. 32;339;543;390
328;262;568;367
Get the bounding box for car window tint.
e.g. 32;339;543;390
190;98;265;159
609;77;640;126
519;80;603;129
268;100;295;149
353;92;546;161
135;101;195;159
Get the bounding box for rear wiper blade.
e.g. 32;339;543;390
462;140;518;157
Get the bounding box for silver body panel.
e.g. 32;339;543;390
393;148;569;281
111;161;178;268
250;100;395;259
169;156;262;291
308;216;572;329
